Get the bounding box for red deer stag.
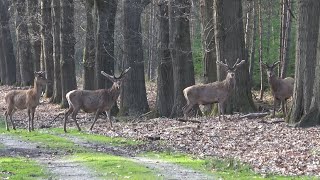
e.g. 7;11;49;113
183;59;245;120
64;67;131;132
4;71;48;131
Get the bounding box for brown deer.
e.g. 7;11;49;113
182;58;245;120
64;67;131;133
4;71;48;132
262;61;294;117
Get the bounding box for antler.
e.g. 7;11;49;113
115;67;131;79
216;59;229;69
232;58;241;69
272;61;280;68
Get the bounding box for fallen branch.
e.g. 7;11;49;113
259;120;285;124
239;112;269;119
177;118;201;124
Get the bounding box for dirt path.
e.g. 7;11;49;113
0;133;216;180
61;134;216;180
0;134;102;180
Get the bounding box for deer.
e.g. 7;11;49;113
182;58;246;120
4;71;49;132
63;67;131;133
262;61;294;117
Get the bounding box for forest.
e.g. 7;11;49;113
0;0;320;179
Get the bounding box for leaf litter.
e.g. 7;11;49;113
1;85;320;176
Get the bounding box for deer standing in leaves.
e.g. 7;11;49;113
4;71;48;132
183;59;246;120
64;67;131;132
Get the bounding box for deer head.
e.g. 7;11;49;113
216;58;246;79
261;61;280;78
34;71;49;86
101;67;131;89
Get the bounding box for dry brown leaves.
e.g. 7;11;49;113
1;85;320;176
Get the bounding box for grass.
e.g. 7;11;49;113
142;152;315;180
49;128;143;146
0;157;49;180
71;153;158;180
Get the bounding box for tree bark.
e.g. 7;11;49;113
156;0;174;117
60;0;77;108
15;0;33;86
200;0;216;84
214;0;256;114
121;0;150;116
0;0;16;85
27;0;41;71
51;0;62;103
41;0;54;97
288;0;320;124
83;0;95;90
258;0;264;101
169;0;197;117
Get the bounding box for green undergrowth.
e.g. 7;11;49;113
71;153;158;180
49;128;143;146
142;152;314;180
0;157;49;180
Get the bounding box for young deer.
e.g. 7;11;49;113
262;61;294;117
183;58;245;120
4;71;48;132
64;67;131;133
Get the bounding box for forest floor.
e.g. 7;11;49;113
0;84;320;177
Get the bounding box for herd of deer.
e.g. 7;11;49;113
3;59;294;132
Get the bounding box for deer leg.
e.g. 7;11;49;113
90;110;101;131
106;110;112;127
272;97;276;118
5;110;10;131
218;103;225;121
9;109;16;130
183;103;195;119
28;108;32;132
31;108;36;131
71;107;81;131
64;107;73;133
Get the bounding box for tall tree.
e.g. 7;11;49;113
200;0;216;84
15;0;33;86
169;0;197;117
83;0;95;90
156;0;174;117
258;0;264;100
60;0;77;107
121;0;150;115
288;0;320;125
27;0;41;71
51;0;62;103
214;0;256;113
0;0;16;85
41;0;54;97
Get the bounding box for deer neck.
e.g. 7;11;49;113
223;76;236;92
32;80;44;100
268;75;280;92
107;85;121;101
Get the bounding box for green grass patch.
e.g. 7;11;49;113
50;128;143;146
0;157;48;180
71;153;158;180
142;152;313;180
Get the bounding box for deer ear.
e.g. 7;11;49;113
101;71;116;82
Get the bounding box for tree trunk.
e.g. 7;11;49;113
214;0;256;114
288;0;320;124
0;0;16;85
169;0;197;117
41;0;53;97
60;0;77;108
27;0;41;71
156;0;174;117
280;0;292;78
51;0;62;103
258;0;264;101
248;0;257;84
120;0;150;116
15;0;33;86
83;0;95;90
200;0;216;84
